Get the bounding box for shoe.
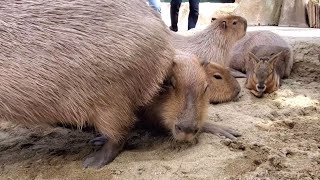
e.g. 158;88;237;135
169;26;178;32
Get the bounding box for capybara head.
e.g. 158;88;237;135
211;15;247;44
205;63;241;104
155;53;212;142
245;51;282;97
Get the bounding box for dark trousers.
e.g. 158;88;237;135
170;0;200;30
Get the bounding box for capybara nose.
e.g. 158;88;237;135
175;124;199;134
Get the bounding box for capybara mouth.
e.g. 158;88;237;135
172;129;197;142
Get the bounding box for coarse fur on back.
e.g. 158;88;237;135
171;15;247;67
230;30;293;78
0;0;173;168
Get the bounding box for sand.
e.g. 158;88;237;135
0;25;320;180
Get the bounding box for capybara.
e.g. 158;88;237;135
171;15;247;67
138;52;241;141
0;0;174;168
90;52;241;147
170;15;246;103
205;62;241;104
230;30;293;78
245;49;285;97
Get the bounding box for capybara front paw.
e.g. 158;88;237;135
83;154;108;169
202;122;241;140
89;135;107;146
83;140;123;168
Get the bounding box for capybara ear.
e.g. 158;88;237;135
269;51;282;67
248;52;260;65
200;58;210;67
204;62;223;76
211;17;217;23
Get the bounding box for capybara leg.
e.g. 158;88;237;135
201;122;241;140
89;134;107;146
84;108;135;168
230;68;247;78
83;138;125;168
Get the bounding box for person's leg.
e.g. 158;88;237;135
170;0;182;32
147;0;162;14
188;0;199;30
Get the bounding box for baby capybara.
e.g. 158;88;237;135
0;0;173;168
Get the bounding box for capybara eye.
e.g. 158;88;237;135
233;21;237;25
163;78;175;89
213;74;222;80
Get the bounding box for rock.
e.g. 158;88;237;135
232;0;283;26
279;0;309;28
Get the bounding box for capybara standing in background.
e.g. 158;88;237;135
0;0;174;168
171;15;247;67
230;30;293;78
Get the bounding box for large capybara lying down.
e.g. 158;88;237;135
88;51;241;163
0;0;240;168
0;0;173;168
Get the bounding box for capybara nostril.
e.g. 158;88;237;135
175;124;183;133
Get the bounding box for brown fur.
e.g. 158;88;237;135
171;15;247;67
0;0;173;168
245;51;283;97
89;52;241;150
138;51;240;142
138;52;209;142
205;63;241;104
230;30;293;78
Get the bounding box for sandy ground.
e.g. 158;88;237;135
1;5;320;179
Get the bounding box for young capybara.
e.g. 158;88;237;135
171;15;247;67
170;15;246;103
205;63;241;104
0;0;174;168
245;45;292;97
90;52;241;147
230;30;293;78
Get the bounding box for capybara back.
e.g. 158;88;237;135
0;0;174;168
